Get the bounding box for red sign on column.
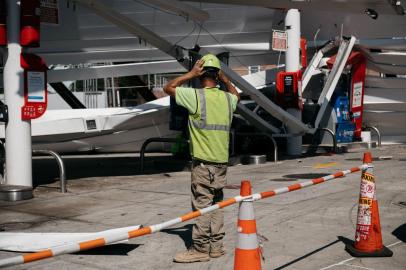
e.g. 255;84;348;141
20;53;48;120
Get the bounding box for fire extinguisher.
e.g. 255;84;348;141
0;0;6;46
20;0;40;47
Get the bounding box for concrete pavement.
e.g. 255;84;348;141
0;146;405;269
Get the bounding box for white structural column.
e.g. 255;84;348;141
285;9;302;156
3;0;33;188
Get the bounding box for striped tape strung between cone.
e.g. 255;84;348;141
0;165;366;268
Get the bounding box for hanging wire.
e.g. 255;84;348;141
173;21;198;47
313;26;321;52
198;24;268;81
194;2;204;46
194;21;203;46
135;0;274;81
135;0;200;55
135;0;180;17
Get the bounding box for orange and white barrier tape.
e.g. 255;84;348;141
0;165;366;268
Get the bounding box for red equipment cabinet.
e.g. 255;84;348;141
327;52;366;139
349;54;367;139
276;70;303;110
0;0;6;46
300;38;307;69
20;53;48;120
20;0;40;47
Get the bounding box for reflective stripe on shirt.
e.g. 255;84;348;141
189;88;232;131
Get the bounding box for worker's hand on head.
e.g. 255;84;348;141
190;59;205;77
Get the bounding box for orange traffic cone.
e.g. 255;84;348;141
234;180;262;270
345;152;393;257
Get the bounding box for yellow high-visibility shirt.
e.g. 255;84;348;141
176;87;237;163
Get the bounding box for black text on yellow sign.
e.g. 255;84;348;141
359;197;373;206
361;172;375;183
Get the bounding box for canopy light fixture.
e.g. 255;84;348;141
388;0;405;15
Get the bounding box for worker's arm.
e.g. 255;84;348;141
163;59;205;97
218;71;240;102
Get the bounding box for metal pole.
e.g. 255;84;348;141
111;77;116;107
285;9;302;156
1;0;33;199
270;135;278;163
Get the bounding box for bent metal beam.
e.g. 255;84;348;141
0;165;366;268
74;0;312;134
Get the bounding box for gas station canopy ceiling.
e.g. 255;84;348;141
28;0;406;67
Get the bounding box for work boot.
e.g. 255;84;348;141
210;247;226;258
173;248;210;263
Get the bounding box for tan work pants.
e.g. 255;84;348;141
191;162;227;253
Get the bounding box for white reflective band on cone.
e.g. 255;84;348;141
237;233;259;250
238;201;255;220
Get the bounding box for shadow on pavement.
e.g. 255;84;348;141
392;223;406;243
282;173;330;179
337;235;354;246
274;239;340;270
75;243;141;256
32;155;190;187
162;224;193;249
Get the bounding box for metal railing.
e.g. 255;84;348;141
32;150;67;193
268;135;278;163
364;126;381;147
140;137;188;172
316;128;337;153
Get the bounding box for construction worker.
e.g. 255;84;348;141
164;54;240;263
